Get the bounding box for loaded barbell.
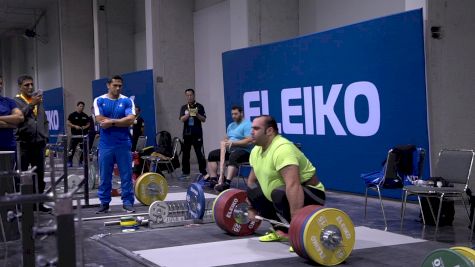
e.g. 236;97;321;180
212;189;355;266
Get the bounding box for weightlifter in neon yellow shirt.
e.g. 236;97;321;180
246;115;325;242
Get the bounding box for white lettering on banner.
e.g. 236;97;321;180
314;84;346;135
243;90;269;120
281;88;303;134
303;86;314;135
242;81;381;137
45;110;59;130
344;81;380;137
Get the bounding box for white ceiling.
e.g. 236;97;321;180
0;0;56;37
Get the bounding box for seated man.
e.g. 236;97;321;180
246;115;325;242
201;106;252;192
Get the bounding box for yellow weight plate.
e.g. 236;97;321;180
302;208;355;266
134;172;168;205
451;247;475;265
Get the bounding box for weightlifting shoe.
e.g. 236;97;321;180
96;204;110;214
214;180;230;192
258;229;289;242
207;177;218;189
122;205;135;213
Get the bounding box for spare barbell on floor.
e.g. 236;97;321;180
421;247;475;267
212;188;355;266
134;172;169;205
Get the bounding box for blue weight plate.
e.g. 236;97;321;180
186;182;206;219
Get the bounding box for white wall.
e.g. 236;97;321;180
60;0;94;115
426;0;475;161
194;0;230;152
153;0;195;141
299;0;405;35
2;37;27;97
37;2;62;90
97;0;136;77
134;0;146;71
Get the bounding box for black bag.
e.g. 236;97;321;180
156;131;172;154
419;177;455;226
467;188;475;232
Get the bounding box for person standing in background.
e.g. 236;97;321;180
67;101;90;167
14;75;50;212
94;75;136;214
179;88;207;178
0;76;24;151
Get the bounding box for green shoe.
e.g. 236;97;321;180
258;230;289;242
289;246;295;253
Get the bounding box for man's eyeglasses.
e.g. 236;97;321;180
22;83;34;87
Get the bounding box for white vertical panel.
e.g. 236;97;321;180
193;1;230;153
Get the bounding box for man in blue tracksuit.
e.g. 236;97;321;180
93;75;136;213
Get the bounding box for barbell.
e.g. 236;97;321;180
212;188;355;266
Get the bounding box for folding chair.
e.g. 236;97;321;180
142;137;181;177
362;145;425;230
401;149;474;235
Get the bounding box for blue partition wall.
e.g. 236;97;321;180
43;87;65;144
222;10;429;197
92;69;157;147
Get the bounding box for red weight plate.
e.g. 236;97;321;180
214;189;261;236
213;189;235;229
298;205;324;260
289;206;310;258
290;205;323;259
290;206;310;258
214;189;239;232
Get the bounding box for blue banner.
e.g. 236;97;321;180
222;10;429;197
92;69;157;147
43;87;65;144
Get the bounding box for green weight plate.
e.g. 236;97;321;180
421;248;473;267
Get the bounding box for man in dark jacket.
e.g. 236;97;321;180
179;88;207;178
14;75;50;212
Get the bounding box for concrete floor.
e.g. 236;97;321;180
1;168;474;267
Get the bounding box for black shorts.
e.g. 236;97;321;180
207;148;250;167
247;183;325;233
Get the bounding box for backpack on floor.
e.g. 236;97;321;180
419;177;455;226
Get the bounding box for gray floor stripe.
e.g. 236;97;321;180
134;226;426;267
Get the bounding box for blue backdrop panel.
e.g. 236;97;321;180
222;9;429;197
92;69;156;147
43;87;65;144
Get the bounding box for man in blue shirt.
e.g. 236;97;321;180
0;76;24;151
202;106;252;192
93;75;136;213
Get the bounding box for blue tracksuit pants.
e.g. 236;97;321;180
98;146;134;206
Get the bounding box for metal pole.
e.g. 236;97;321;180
83;135;90;206
62;135;68;193
20;173;35;267
55;197;76;267
78;212;149;222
